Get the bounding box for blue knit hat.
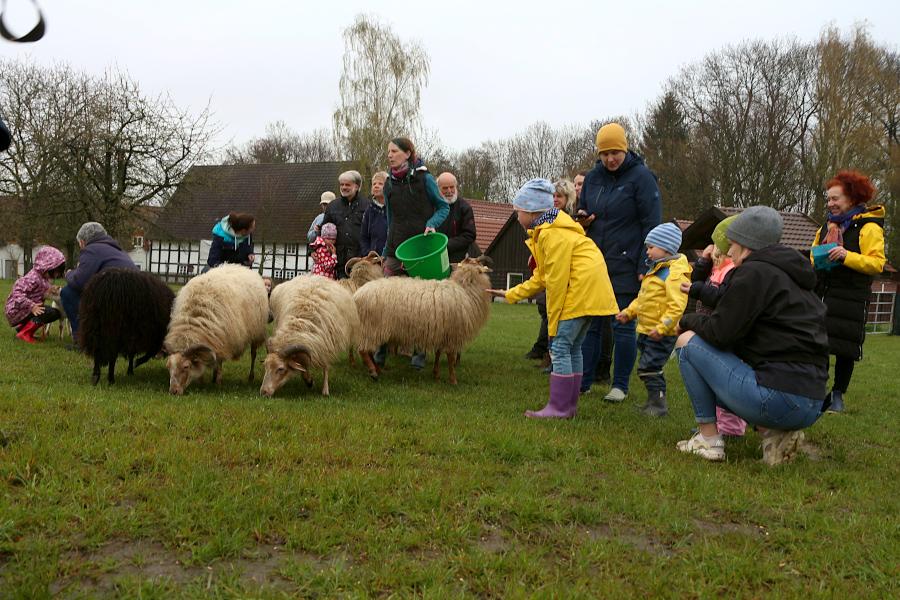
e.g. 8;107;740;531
645;222;682;255
512;178;555;212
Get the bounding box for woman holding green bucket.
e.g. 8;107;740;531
380;137;450;369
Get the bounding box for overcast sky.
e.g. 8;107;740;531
2;0;898;154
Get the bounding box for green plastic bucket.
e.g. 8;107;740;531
395;232;450;280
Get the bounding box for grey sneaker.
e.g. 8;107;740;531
761;430;805;466
603;387;626;403
676;432;725;461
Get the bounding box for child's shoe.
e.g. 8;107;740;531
640;390;668;417
603;387;626;403
825;390;844;414
676;431;725;461
15;320;41;344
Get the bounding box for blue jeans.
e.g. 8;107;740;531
636;334;676;393
551;317;592;376
60;285;81;337
582;293;638;392
677;336;823;430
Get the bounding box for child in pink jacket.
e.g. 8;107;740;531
4;245;66;343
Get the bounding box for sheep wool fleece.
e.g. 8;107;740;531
505;211;618;337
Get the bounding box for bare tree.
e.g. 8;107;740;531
224;121;339;164
332;14;430;176
58;67;216;237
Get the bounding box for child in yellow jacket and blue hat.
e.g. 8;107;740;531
488;178;619;419
616;222;692;417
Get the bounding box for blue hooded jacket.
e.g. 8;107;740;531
207;216;253;268
578;151;661;296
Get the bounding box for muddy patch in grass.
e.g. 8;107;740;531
49;538;343;595
582;524;675;558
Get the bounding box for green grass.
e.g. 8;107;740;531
0;279;898;598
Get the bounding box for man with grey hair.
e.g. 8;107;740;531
435;172;478;262
322;170;369;279
60;221;136;341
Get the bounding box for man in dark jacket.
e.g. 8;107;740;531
323;170;369;279
436;172;478;262
61;222;137;339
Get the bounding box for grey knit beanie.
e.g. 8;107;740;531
76;222;107;244
726;206;782;250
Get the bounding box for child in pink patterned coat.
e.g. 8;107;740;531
310;223;338;279
4;245;66;343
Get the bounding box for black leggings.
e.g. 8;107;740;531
17;306;61;327
833;356;855;393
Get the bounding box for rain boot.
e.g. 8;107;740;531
15;320;41;344
572;373;583;405
641;389;668;417
525;374;576;419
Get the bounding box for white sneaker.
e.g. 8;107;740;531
761;430;804;466
676;432;726;462
603;387;626;403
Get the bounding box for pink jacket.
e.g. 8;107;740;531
5;246;66;326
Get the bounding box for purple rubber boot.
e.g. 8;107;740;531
526;374;576;419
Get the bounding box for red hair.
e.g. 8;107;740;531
826;170;876;206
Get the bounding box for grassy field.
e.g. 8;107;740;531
0;279;898;598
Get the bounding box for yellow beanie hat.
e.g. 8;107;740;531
595;123;628;154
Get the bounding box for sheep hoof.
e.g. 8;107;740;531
305;379;313;389
91;374;100;386
369;372;379;381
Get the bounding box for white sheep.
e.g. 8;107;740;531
354;256;493;385
340;251;384;293
260;274;359;397
164;264;269;395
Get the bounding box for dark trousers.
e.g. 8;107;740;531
636;333;677;393
581;293;638;392
530;293;548;355
833;356;855;393
15;306;61;328
60;285;81;337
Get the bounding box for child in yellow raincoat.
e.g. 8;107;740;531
616;222;692;417
488;179;618;419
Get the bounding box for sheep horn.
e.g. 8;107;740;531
345;257;362;275
476;255;494;268
182;344;217;366
279;344;311;371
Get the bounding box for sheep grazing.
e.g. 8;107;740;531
260;274;360;397
354;255;493;385
77;268;175;385
164;264;268;395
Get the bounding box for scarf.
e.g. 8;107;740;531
390;162;410;180
531;207;560;228
824;205;866;245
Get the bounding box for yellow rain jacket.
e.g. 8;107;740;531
810;205;886;276
505;211;618;337
622;254;692;337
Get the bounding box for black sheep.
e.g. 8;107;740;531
78;268;175;385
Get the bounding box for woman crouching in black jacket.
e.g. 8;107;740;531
674;206;829;465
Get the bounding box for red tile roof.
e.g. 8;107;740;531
467;198;514;254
